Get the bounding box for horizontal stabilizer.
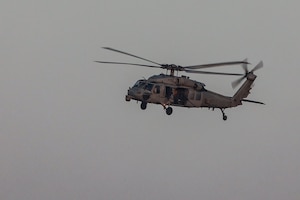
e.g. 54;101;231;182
242;99;265;105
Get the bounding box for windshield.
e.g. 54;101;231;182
133;80;146;88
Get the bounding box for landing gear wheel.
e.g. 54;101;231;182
166;107;173;115
141;102;147;110
220;108;227;121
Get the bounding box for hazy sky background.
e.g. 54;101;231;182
1;0;300;199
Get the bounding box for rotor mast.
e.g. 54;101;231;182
170;68;175;76
162;64;185;76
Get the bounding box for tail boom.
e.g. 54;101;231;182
231;73;257;107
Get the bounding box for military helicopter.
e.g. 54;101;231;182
96;47;264;120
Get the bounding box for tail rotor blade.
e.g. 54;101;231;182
242;58;249;74
232;76;245;89
232;61;263;89
251;61;263;72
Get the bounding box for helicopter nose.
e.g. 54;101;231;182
126;88;133;101
126;88;142;101
128;88;135;96
128;87;144;100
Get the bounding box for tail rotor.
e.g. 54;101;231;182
232;61;263;89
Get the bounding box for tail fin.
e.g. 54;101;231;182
231;61;263;107
232;73;257;106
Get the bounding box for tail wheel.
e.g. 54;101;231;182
220;108;227;121
166;107;173;115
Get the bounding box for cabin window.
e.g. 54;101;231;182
195;92;201;100
154;85;160;94
189;91;194;100
165;87;172;98
174;88;188;105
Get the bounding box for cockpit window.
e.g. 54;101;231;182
144;83;154;91
133;80;145;88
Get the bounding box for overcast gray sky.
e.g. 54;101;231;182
1;0;300;200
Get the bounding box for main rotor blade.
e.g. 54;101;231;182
184;61;249;70
185;69;244;76
95;61;161;68
242;99;265;105
102;47;162;66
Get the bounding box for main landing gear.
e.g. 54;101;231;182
162;104;173;115
141;102;173;115
220;108;227;121
165;107;173;115
140;101;147;110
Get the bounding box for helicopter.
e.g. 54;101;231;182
96;47;264;120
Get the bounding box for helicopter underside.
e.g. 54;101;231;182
125;90;233;120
